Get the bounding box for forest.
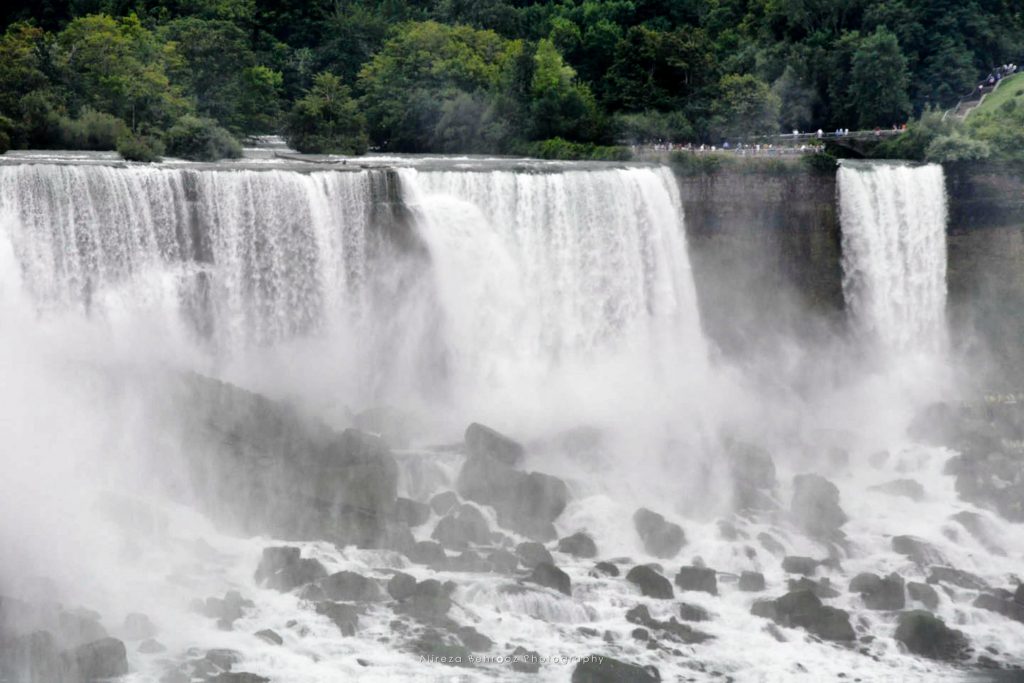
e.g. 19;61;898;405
0;0;1021;160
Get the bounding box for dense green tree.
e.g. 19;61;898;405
710;74;781;140
849;27;911;127
164;113;241;159
285;71;368;154
57;14;187;129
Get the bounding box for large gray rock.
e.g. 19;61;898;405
66;637;129;681
625;566;674;599
894;611;969;660
431;505;491;550
974;590;1024;624
572;655;660;682
892;536;947;566
254;546;327;591
319;571;383;602
465;423;525;466
315;602;359;636
625;605;711;644
177;374;402;547
527;563;571;596
675;566;717;595
633;508;686;558
791;474;847;539
557;532;597;558
757;590;855;642
849;572;905;610
907;582;940;609
457;455;567;541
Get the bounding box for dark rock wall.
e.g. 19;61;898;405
675;168;844;357
674;162;1024;385
945;163;1024;385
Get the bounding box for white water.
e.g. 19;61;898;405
838;161;949;355
0;157;1018;683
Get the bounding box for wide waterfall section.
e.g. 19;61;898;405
396;165;710;433
838;161;949;356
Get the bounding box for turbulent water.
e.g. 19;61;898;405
0;155;1021;683
838;161;949;355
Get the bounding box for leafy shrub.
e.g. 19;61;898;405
873;108;955;161
56;108;130;150
521;137;631;160
285;73;368;154
925;134;991;162
802;152;839;173
116;132;164;162
669;151;724;175
164;115;242;161
0;114;13;154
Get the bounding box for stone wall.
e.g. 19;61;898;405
674;167;843;356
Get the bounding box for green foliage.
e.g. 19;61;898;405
116;131;164;161
711;74;781;140
285;72;368;155
57;14;187;129
801;152;839;174
925;133;991;162
0;0;1022;157
613;110;692;143
849;28;912;128
520;137;631;161
873;108;956;161
0;114;12;153
164;114;241;160
56;108;129;149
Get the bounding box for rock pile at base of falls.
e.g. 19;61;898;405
455;423;569;541
633;508;686;558
174;373;404;548
750;589;855;642
911;399;1024;522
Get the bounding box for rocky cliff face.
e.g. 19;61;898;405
675;167;843;357
945;163;1024;386
675;161;1024;385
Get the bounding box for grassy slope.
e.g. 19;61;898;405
970;72;1024;117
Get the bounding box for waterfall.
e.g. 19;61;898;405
398;166;707;427
838;161;948;355
0;161;705;429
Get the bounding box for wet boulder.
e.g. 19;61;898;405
625;605;711;644
178;376;400;547
315;602;359;635
487;549;519;574
122;613;156;641
675;566;717;595
739;571;766;592
592;562;620;578
455;625;493;652
894;610;969;660
571;656;660;682
516;542;553;569
387;572;417;601
791;474;847;539
465;423;525;466
781;556;818;576
974;590;1024;624
768;590;855;642
432;504;491;550
786;577;839;599
254;546;327;592
510;645;541;673
892;536;946;566
407;540;448;568
429;491;460;516
457;455;567;541
633;509;686;559
678;603;711;622
907;582;940;610
410;629;471;667
526;563;572;596
926;566;987;590
319;571;383;602
625;565;674;599
212;674;270;683
393;580;454;624
66;637;129;681
849;572;905;610
557;532;597;558
254;629;283;646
